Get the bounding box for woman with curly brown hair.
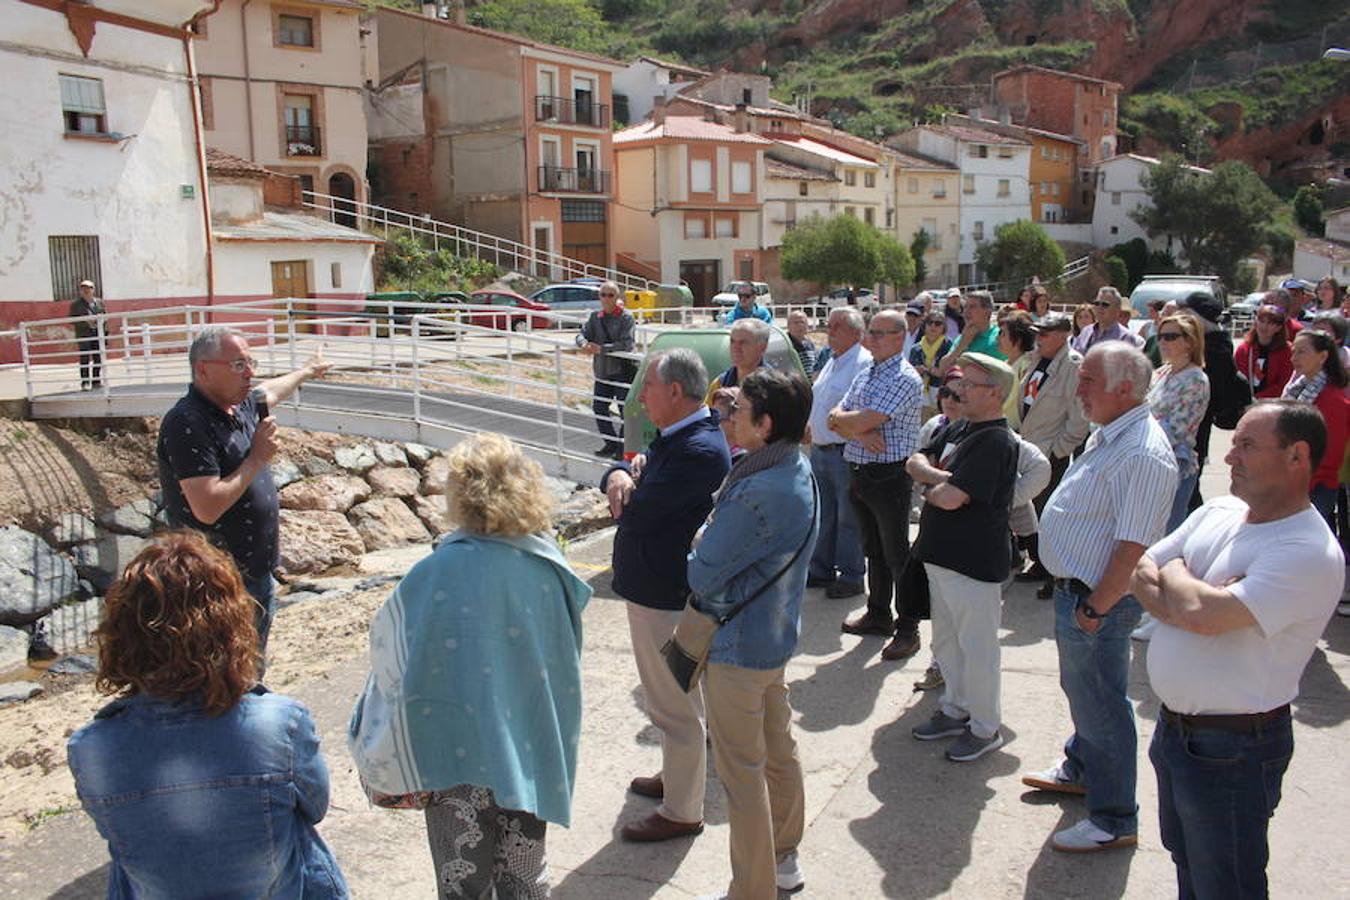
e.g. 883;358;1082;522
66;531;348;899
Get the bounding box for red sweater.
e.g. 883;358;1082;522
1312;389;1349;490
1233;340;1294;399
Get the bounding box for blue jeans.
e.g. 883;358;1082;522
242;571;276;652
1054;584;1142;836
807;445;865;585
1150;711;1293;899
1168;472;1199;534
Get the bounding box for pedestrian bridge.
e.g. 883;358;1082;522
14;298;677;484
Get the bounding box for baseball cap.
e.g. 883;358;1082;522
1281;278;1311;292
1031;312;1072;333
957;352;1015;398
78;279;94;288
946;287;962;299
905;302;924;316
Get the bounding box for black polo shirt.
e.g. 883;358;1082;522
913;417;1019;583
156;385;279;578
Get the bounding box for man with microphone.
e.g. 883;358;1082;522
157;327;329;650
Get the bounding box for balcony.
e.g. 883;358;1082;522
285;124;321;157
534;95;610;129
538;166;610;195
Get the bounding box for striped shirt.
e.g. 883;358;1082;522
839;352;923;464
1039;403;1178;586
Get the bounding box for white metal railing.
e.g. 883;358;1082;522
1061;255;1091;283
303;191;658;293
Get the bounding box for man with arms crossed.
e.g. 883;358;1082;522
1025;343;1177;851
1133;400;1343;897
602;348;731;842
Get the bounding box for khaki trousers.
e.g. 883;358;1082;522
925;562;1003;739
705;663;805;900
627;602;706;824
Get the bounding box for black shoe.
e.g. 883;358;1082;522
1036;580;1054;600
1016;563;1050;582
842;611;894;636
806;575;834;589
825;580;864;599
593;445;614;457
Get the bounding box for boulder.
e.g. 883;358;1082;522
373;441;408;467
0;626;29;673
348;498;431;552
277;510;366;574
404;442;437;468
71;533;151;592
544;476;582;507
279;475;371;513
0;527;81;626
0;682;42;705
96;499;156;537
334;444;378;474
420;455;451;495
367;466;421;498
409;493;452;535
556;493;614;541
271;457;304;489
36;597;103;655
48;653;97;676
301;455;337;477
48;512;97;547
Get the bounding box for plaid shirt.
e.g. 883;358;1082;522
839;353;923;464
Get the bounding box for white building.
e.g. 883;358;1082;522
889;123;1033;284
1293;208;1350;284
761;135;886;248
1090;153;1209;261
611;55;709;127
0;0;215;360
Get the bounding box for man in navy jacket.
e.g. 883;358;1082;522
601;347;731;843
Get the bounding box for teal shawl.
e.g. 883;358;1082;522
347;530;591;826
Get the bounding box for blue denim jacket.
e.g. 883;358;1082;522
67;687;348;899
688;450;818;670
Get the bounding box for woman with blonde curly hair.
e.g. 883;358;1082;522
349;432;591;899
67;531;348;899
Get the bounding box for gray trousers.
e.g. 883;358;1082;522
424;784;549;899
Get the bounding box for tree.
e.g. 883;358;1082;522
909;229;930;288
1104;255;1130;292
973;220;1066;294
779;214;883;296
1130;156;1280;286
1293;183;1325;237
877;233;916;298
1108;237;1149;292
469;0;610;54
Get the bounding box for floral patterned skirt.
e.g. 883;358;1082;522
423;784;549;899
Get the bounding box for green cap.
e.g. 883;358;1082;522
956;351;1015;399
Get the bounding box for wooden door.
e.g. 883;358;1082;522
270;260;312;334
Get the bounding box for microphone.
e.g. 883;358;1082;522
252;387;269;420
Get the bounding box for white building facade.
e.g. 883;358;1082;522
1090;154;1209;262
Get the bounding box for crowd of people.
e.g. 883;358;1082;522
61;275;1349;898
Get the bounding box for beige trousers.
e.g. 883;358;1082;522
626;602;706;824
705;663;805;900
925;562;1003;739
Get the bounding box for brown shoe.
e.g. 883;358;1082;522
881;630;921;661
841;611;894;636
620;811;704;843
628;775;664;799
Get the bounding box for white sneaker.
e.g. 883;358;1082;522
1051;817;1138;853
1131;613;1158;642
1021;762;1086;795
776;851;805;892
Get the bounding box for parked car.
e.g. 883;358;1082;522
1229;290;1268;318
439;289;552;332
529;282;602;314
1128;275;1228;318
710;281;773;308
364;290;472;337
805;287;878;316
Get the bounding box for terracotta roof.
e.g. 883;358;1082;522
765;158;837;181
1297;238;1350;261
886;149;957;171
951;115;1084;146
205;147;272;179
924;124;1030;146
614;116;773;146
993;64;1122;90
376;7;625;69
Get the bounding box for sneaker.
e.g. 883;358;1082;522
913;663;944;691
1131;613;1159;642
1021;762;1086;795
775;852;804;892
1337;599;1350;617
912;710;969;741
945;727;1005;762
1051;817;1138;852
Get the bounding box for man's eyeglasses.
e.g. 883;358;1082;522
1090;300;1114;309
203;356;257;374
866;328;902;338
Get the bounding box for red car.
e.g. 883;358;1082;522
459;289;553;332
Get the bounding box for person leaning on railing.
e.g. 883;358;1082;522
69;278;105;390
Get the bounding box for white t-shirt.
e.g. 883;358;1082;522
1145;496;1344;715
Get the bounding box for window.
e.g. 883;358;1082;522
1102;110;1111;126
277;14;313;47
1110;225;1119;235
731;160;751;194
690;158;712;193
573;75;597;127
932;179;946;198
1040;145;1049;159
1111;191;1121;205
60;75;107;135
330;262;342;289
197;76;213;130
284;94;318;156
1052;182;1060;196
997;146;1013;158
798;181;808;197
845;206;857;218
922;217;939;250
1040;181;1049;196
962;174;975;194
561;200;605;222
863;207;875;225
907;177;919;194
49;236;101;300
684;215;707;239
864;171;875;188
770;119;784;131
714;216;736;238
971;144;988;158
885;209;894;228
997;179;1010;197
844;169;856;186
973;221;984;242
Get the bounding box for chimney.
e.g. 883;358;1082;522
733;101;748;134
652;95;666;126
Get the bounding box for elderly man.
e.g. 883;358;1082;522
939;290;1004;373
1280;277;1314;321
726;282;772;324
1132;400;1344;897
806;308;872;599
69;278;106;390
157;327;329;650
829;309;925;660
705;318;770;404
907;352;1021;761
1015;313;1090;593
602;348;731;843
577;280;637;460
1072;287;1143;354
1025;343;1177;852
785;310;818;376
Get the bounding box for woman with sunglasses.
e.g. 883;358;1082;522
910;310;953;422
1234;305;1294;399
1283;329;1350;525
1148;314;1211;534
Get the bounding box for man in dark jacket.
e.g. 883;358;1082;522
69;278;106;390
577;281;636;460
601;347;731;843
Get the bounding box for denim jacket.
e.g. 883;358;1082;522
688;451;818;669
67;687;348;899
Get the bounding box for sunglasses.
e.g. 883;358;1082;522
600;291;618;298
937;387;958;400
203;356;257;373
1090;300;1115;308
1158;332;1186;342
867;328;902;337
